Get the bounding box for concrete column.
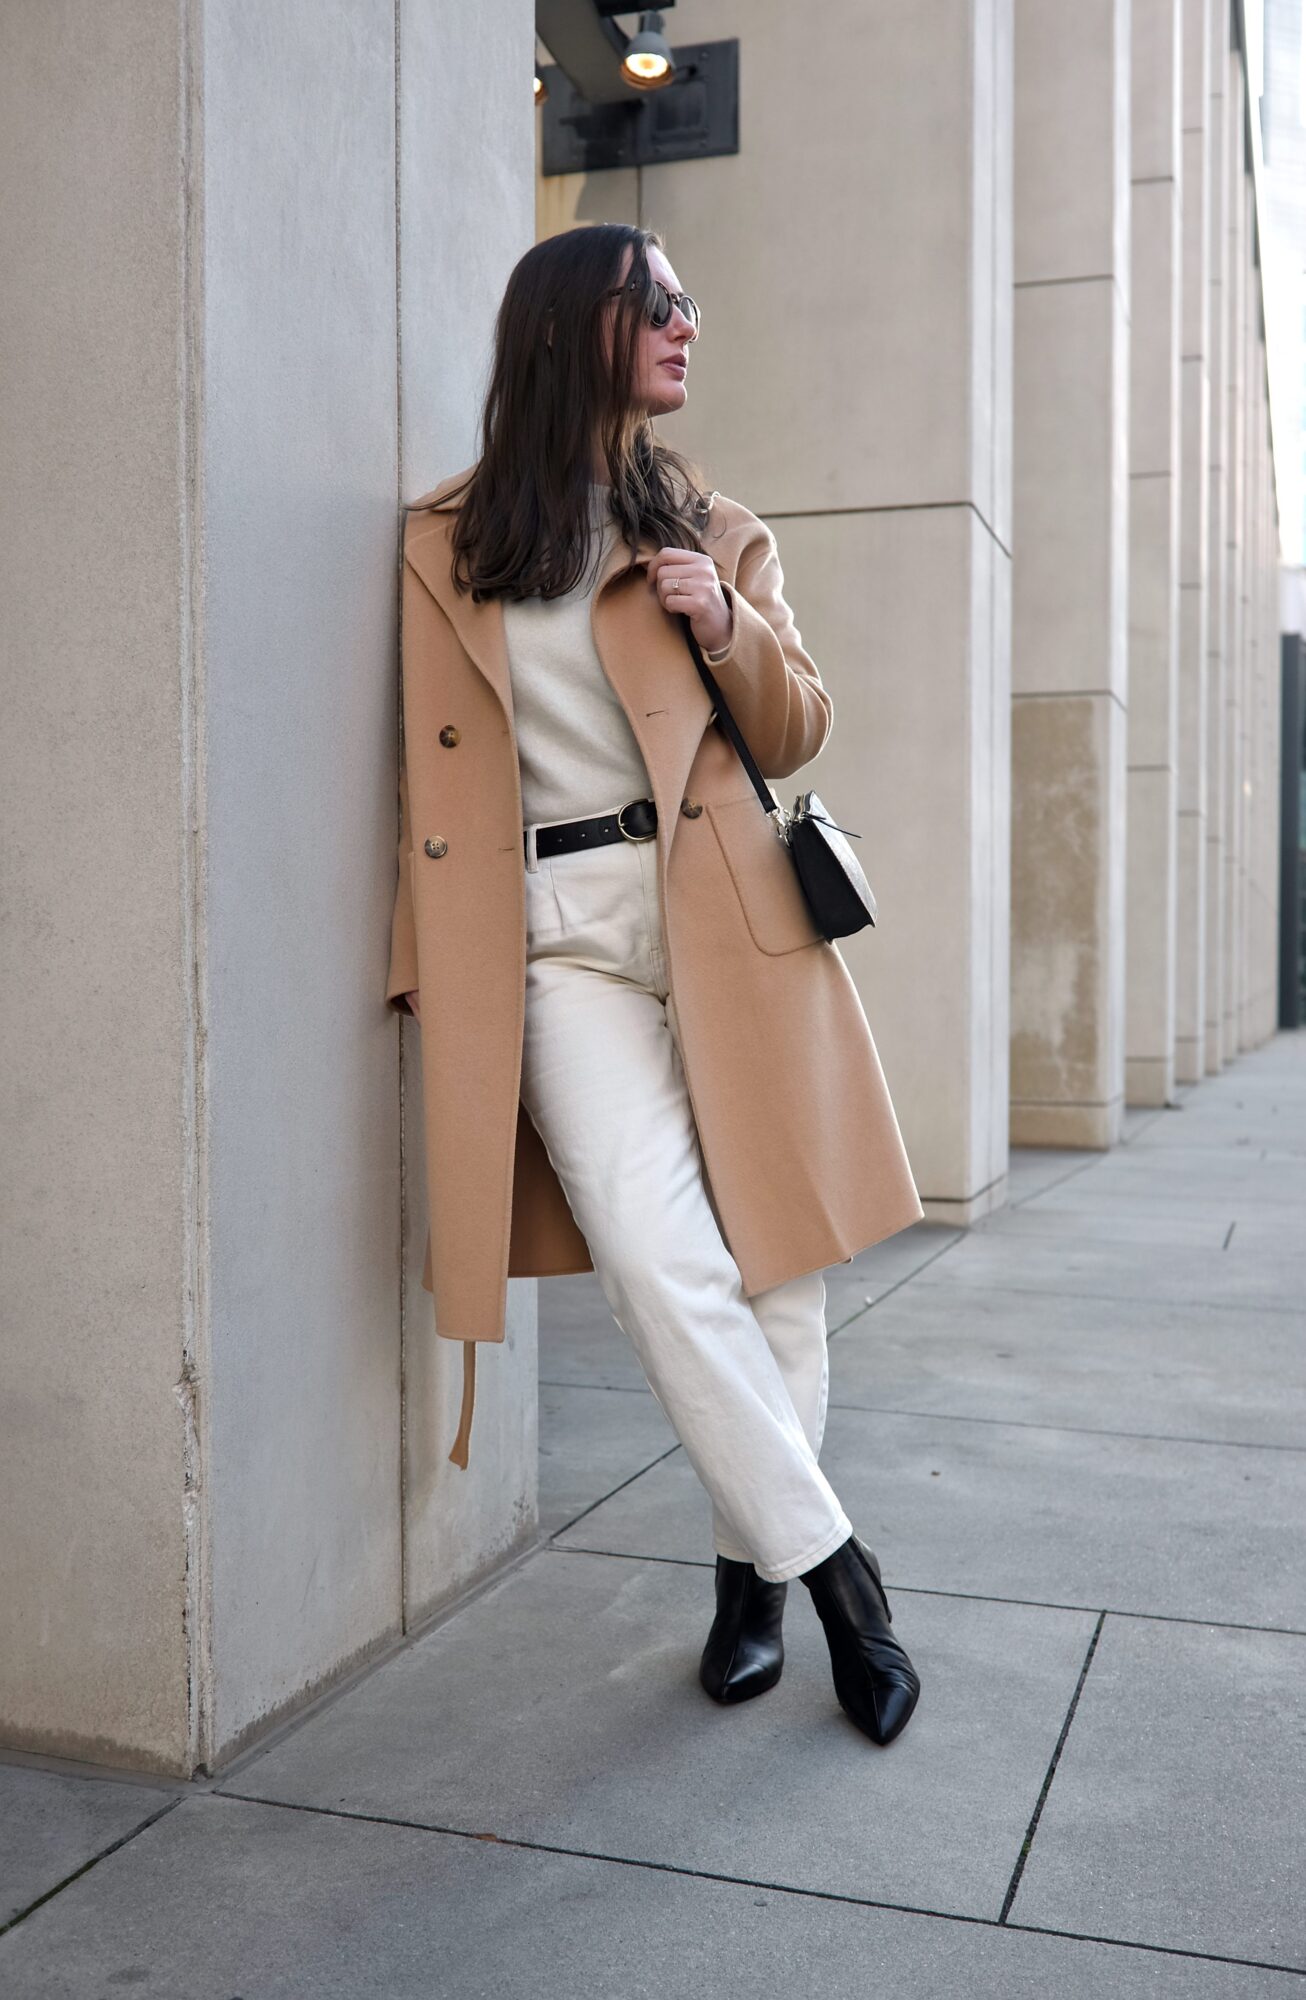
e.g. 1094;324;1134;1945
197;0;405;1769
1248;350;1272;1032
1010;0;1130;1147
598;0;1014;1223
1;0;537;1780
1259;374;1283;1040
1232;165;1249;1046
1253;208;1274;1044
1236;168;1257;1049
1253;230;1272;1046
1125;0;1184;1108
1263;382;1282;1039
1203;0;1231;1073
1239;295;1257;1049
396;0;541;1631
1222;54;1247;1055
1241;240;1272;1044
1173;0;1212;1086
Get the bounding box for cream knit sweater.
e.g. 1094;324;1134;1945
502;482;728;828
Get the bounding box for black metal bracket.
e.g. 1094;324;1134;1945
539;38;738;175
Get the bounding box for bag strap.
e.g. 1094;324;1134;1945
678;611;868;853
676;613;780;819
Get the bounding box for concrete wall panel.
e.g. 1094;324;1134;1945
1011;693;1127;1142
1011;279;1131;707
0;2;194;1774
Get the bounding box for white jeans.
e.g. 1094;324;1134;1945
521;812;854;1584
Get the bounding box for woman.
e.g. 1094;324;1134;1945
387;222;923;1747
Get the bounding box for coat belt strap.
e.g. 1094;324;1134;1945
448;1340;477;1468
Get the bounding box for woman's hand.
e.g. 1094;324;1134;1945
648;547;733;655
406;990;422;1020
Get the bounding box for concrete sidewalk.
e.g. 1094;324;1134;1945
3;1033;1304;1995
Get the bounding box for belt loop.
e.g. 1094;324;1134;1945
524;821;539;872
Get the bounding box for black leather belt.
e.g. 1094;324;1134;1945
525;796;658;860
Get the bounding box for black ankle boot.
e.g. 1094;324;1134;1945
699;1555;787;1704
799;1535;920;1745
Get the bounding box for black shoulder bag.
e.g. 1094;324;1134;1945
677;616;877;942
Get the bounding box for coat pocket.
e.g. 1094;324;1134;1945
704;794;826;956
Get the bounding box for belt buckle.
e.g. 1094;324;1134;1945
617;798;656;842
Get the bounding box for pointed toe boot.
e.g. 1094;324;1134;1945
799;1534;920;1746
699;1554;787;1704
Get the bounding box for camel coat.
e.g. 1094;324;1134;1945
385;465;923;1467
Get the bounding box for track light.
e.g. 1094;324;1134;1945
620;11;675;91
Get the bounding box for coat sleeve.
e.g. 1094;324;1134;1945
699;514;833;780
384;744;419;1014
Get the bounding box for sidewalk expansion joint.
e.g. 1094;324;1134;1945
998;1610;1105;1924
202;1787;1306;1981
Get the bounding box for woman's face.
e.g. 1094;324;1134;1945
604;242;695;418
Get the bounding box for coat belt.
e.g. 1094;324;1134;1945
449;1341;477;1468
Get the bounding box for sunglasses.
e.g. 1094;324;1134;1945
603;275;700;337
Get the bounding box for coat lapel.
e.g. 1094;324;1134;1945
402;504;521;726
402;484;719;835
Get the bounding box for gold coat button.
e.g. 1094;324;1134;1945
423;835;448;857
439;725;460;747
680;797;703;818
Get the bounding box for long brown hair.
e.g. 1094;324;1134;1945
432;223;715;603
